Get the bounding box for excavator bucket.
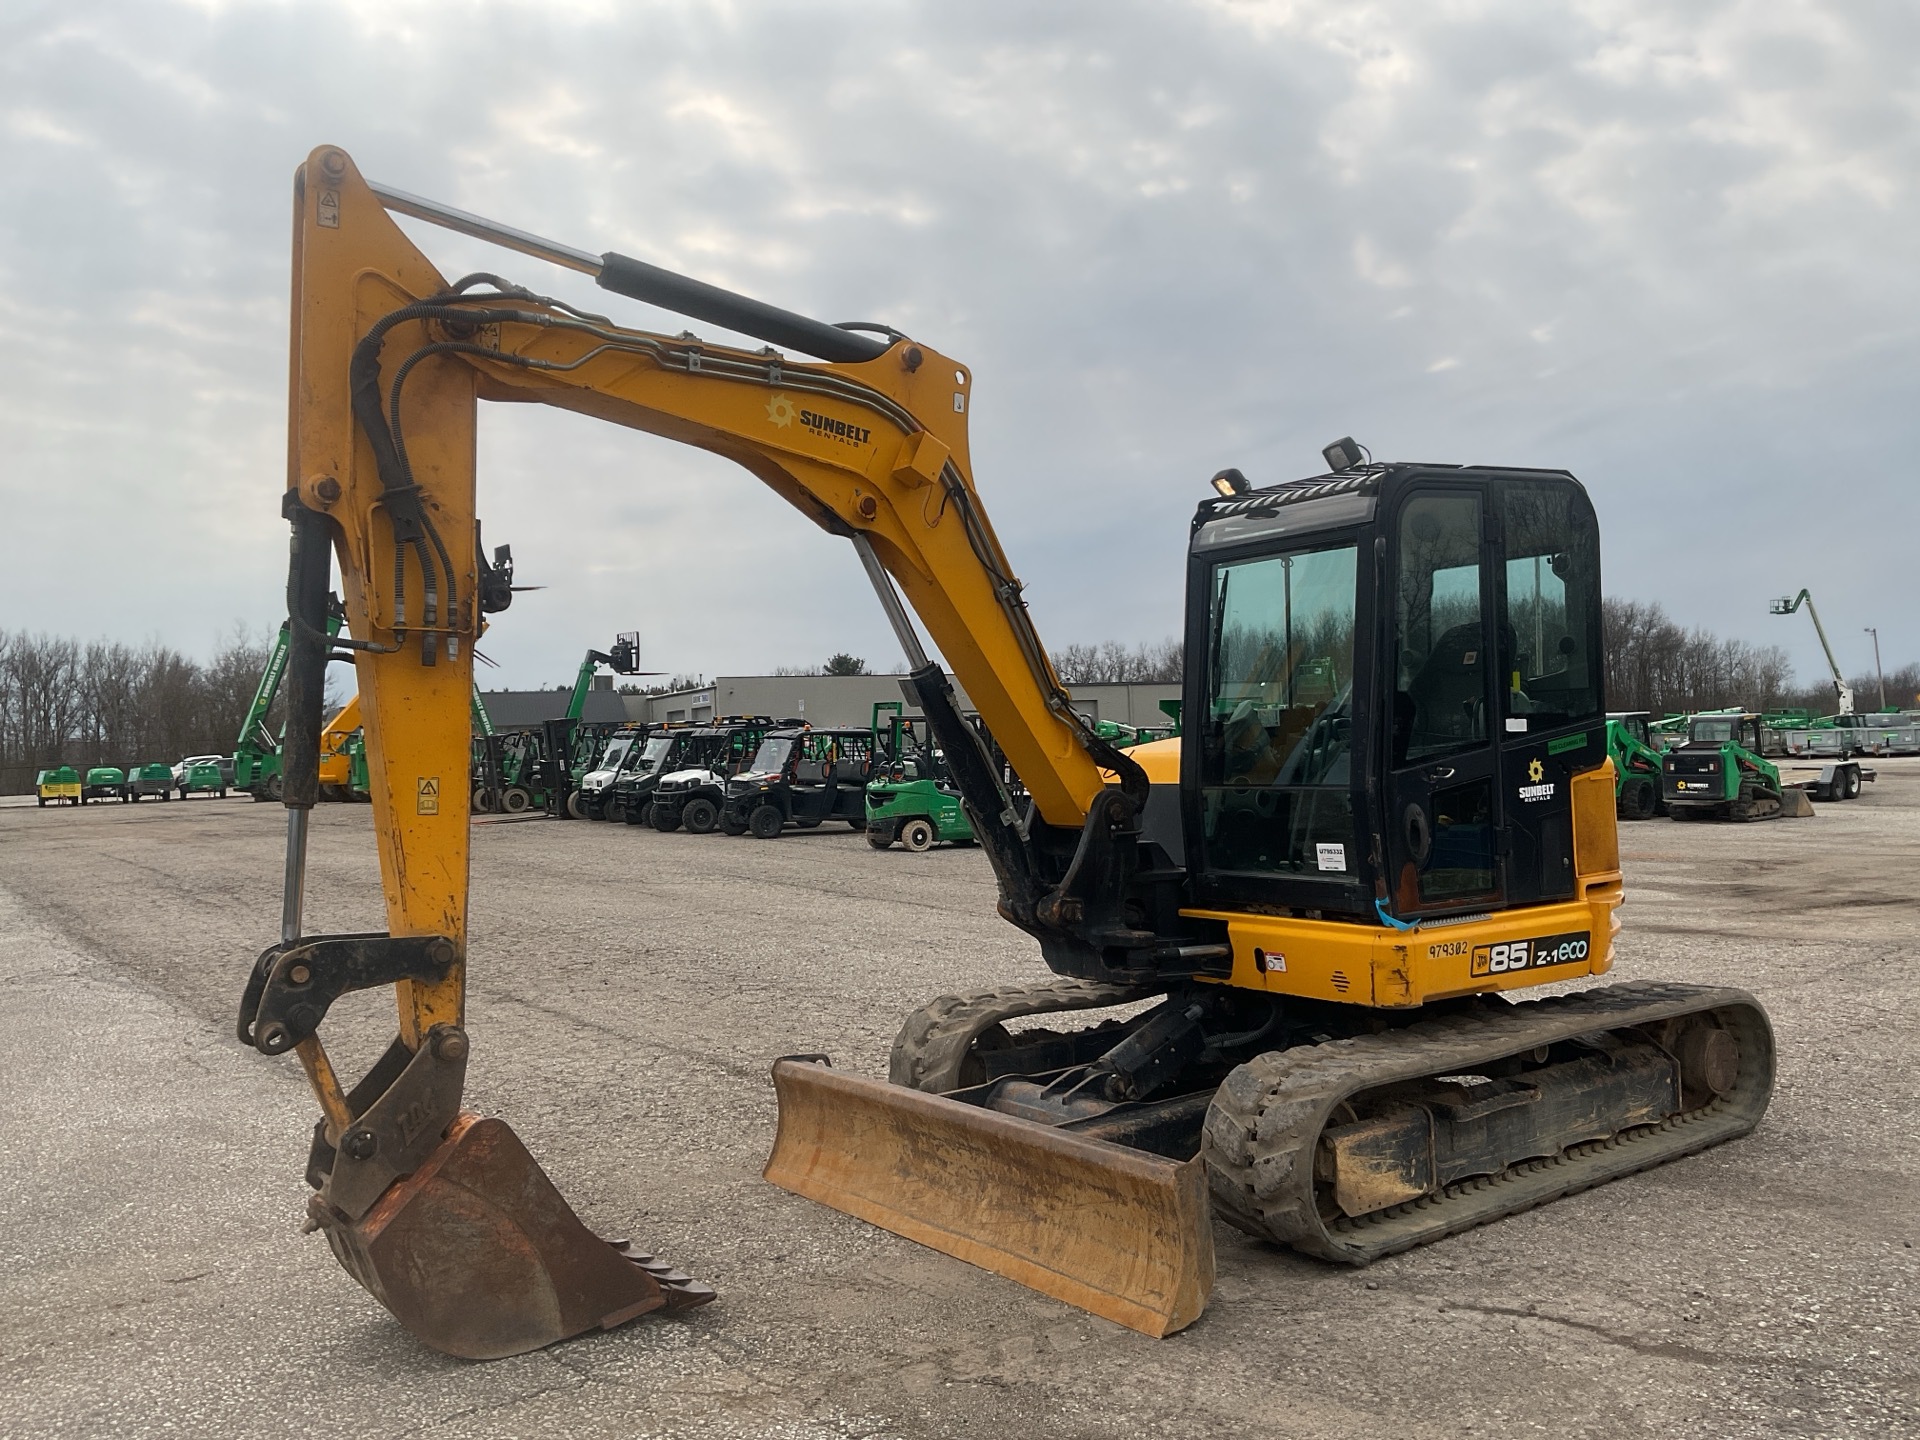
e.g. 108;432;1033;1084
765;1060;1213;1338
311;1114;713;1360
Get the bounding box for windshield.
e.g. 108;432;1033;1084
746;737;794;775
1201;542;1359;877
1692;718;1737;744
597;738;631;772
634;736;674;773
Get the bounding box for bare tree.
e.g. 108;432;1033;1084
1603;599;1795;714
0;625;279;792
1051;637;1184;684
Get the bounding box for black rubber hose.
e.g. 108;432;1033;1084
281;498;334;810
903;663;1044;916
595;252;889;364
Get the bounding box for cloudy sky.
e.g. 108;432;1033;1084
3;0;1915;690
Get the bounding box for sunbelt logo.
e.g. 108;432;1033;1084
765;392;871;447
1518;756;1555;803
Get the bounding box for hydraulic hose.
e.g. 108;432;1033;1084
281;498;333;810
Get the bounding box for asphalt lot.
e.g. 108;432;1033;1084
1;770;1916;1439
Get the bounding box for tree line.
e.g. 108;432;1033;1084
1601;598;1914;717
8;605;1909;793
0;629;274;794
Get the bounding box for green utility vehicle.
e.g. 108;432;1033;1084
1661;713;1804;822
177;759;228;800
1605;712;1665;821
125;763;175;801
719;726;878;838
573;725;652;820
36;766;81;806
81;766;128;803
608;725;708;826
649;717;791;832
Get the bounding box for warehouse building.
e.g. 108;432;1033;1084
633;675;1179;730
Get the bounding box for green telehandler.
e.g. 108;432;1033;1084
472;636;642;816
236;610;344;800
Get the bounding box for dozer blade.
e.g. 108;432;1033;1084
765;1059;1213;1338
312;1114;714;1360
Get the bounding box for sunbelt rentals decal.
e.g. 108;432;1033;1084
1518;756;1554;804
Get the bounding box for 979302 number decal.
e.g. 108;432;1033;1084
1471;931;1591;977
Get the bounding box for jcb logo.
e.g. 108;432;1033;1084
1472;941;1533;976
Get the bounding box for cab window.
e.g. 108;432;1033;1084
1498;483;1601;731
1395;493;1486;764
1200;543;1359;876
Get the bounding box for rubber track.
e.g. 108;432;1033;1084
888;979;1159;1092
1201;981;1774;1264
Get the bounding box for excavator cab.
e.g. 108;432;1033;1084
1183;466;1605;921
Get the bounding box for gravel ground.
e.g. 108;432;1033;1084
0;767;1916;1439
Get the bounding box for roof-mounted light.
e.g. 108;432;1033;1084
1322;436;1367;472
1211;467;1251;498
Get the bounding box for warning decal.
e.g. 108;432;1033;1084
417;776;440;815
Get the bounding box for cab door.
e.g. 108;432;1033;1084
1382;489;1505;917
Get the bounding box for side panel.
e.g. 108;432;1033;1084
1183;895;1617;1009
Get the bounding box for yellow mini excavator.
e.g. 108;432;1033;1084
237;145;1773;1358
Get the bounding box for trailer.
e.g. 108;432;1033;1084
1775;756;1876;803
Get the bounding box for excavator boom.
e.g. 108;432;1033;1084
242;144;1171;1356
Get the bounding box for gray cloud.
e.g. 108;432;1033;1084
1;0;1914;688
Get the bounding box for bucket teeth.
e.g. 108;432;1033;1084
609;1241;717;1311
313;1113;716;1358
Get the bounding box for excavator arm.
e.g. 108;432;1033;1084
239;144;1179;1357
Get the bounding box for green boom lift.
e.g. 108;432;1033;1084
1770;588;1856;719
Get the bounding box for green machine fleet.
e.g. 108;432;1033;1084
1659;711;1870;821
1606;713;1665;821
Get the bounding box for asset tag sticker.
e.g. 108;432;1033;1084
417;776;440;815
1315;842;1347;872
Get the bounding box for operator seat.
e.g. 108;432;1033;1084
1407;622;1488;754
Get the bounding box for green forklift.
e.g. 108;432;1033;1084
470;637;640;816
865;702;976;851
1605;712;1666;821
